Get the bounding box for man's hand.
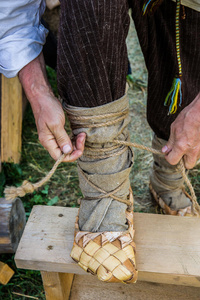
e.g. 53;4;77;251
19;52;86;162
31;93;86;162
162;93;200;169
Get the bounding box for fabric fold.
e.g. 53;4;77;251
64;92;133;232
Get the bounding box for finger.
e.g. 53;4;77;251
62;133;86;163
62;150;83;163
162;134;174;155
162;132;183;165
162;145;171;155
164;146;184;165
41;135;63;160
183;150;199;169
75;132;86;152
53;126;73;154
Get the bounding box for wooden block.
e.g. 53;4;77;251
1;75;22;163
15;206;200;287
41;272;74;300
0;261;14;285
0;197;26;253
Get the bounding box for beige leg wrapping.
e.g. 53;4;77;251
150;134;193;216
64;92;138;283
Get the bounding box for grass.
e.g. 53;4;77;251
1;18;200;299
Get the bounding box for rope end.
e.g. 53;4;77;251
4;180;35;201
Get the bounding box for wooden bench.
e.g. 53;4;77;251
15;205;200;300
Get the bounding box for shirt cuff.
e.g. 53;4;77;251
0;24;48;78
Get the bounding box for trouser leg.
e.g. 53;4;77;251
57;0;132;232
57;0;130;108
58;1;137;282
129;1;200;140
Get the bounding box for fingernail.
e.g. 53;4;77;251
81;133;86;141
162;145;168;153
63;144;72;154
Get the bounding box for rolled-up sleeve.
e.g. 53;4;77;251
0;0;48;78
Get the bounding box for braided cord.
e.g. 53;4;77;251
176;0;182;77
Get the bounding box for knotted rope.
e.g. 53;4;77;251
4;111;200;216
4;154;65;200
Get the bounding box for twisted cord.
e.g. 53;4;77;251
114;140;162;155
178;160;200;215
77;164;131;207
4;154;66;201
4;110;200;215
175;0;182;77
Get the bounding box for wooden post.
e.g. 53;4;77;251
0;262;14;285
41;272;74;300
1;75;22;164
0;197;26;253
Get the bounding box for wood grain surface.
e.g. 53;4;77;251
15;205;200;287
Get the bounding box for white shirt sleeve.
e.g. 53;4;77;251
0;0;48;78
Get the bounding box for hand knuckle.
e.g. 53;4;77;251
39;135;45;144
175;141;186;152
51;121;60;130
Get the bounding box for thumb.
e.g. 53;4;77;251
54;126;73;154
162;134;183;165
162;135;174;155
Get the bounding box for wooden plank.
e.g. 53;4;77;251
70;274;200;300
0;261;14;285
1;75;22;163
41;272;74;300
15;206;200;287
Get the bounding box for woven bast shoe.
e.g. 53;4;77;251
71;189;138;283
149;183;199;217
150;134;200;217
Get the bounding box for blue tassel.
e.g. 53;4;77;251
143;0;153;15
142;0;164;16
164;77;182;114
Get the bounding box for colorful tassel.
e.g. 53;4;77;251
142;0;164;16
164;77;182;114
142;0;184;115
164;0;182;115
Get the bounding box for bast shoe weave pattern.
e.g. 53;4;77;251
71;189;138;283
149;183;200;217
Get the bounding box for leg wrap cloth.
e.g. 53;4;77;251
150;135;193;216
64;92;138;283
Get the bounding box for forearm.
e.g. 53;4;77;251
18;52;85;161
18;53;55;110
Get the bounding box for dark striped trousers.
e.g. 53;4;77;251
57;0;200;140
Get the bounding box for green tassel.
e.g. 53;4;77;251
164;0;183;115
142;0;164;16
164;77;182;114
